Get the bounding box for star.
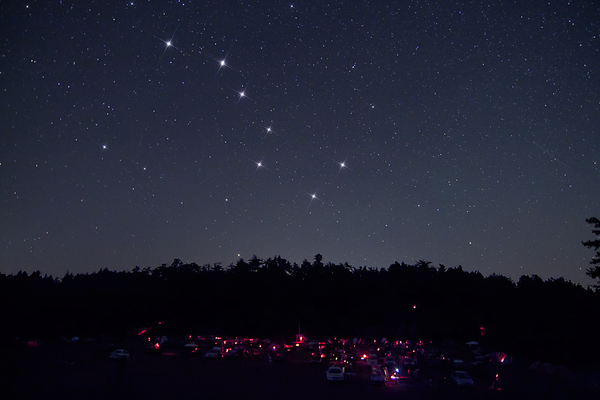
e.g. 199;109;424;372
209;45;238;78
96;140;109;153
233;87;254;106
306;190;322;207
335;157;352;176
213;55;233;77
146;29;180;60
261;124;275;139
248;156;269;177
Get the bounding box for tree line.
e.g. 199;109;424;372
2;253;599;368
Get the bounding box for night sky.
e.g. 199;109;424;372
2;1;599;284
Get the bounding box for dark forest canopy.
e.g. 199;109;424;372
2;256;599;368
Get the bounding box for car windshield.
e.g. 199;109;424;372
456;372;469;378
329;368;342;373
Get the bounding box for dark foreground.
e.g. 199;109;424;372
4;344;598;400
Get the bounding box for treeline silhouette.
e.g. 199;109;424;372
2;255;599;368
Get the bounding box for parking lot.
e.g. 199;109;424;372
10;345;497;400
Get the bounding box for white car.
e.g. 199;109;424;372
451;370;474;387
109;349;131;360
326;365;345;381
204;347;222;358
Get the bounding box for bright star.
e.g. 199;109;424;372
147;29;180;60
248;156;269;177
96;140;109;153
210;45;237;78
259;124;275;139
335;157;352;176
306;190;322;207
232;87;254;106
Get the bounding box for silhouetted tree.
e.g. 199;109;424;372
583;217;600;287
2;256;599;367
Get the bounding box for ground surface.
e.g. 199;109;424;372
4;343;597;399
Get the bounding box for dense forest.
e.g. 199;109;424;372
2;255;599;368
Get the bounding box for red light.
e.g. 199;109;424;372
158;321;162;325
412;304;417;309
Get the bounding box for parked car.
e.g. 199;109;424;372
403;356;416;367
310;350;324;363
384;356;398;367
370;368;386;385
225;347;249;360
326;365;345;382
109;349;131;360
451;370;475;387
344;365;358;380
204;347;222;358
367;353;379;366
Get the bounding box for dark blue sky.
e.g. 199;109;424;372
2;1;599;284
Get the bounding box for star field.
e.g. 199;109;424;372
1;1;599;284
